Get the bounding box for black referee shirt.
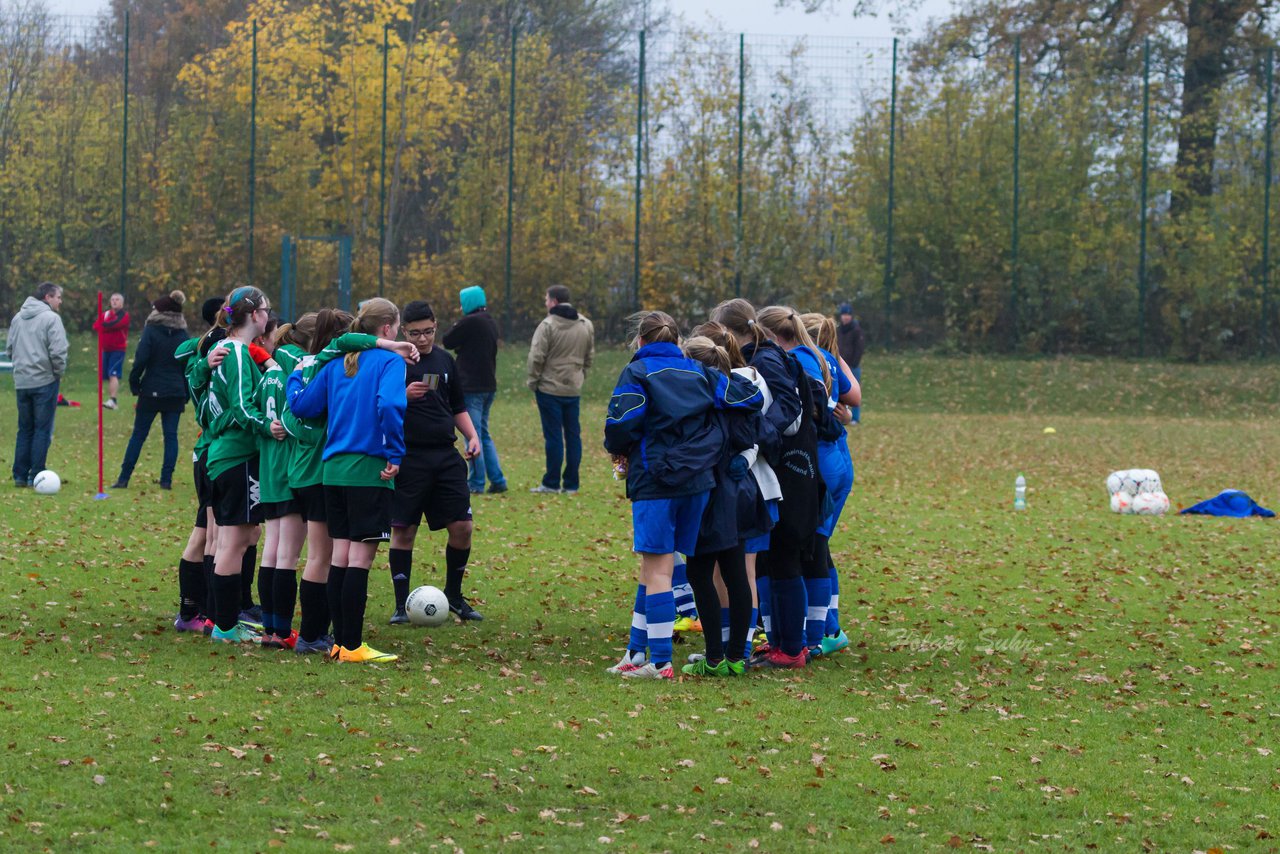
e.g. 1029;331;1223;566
404;347;466;449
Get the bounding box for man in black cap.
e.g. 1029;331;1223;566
835;303;864;423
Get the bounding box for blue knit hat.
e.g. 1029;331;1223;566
460;285;487;315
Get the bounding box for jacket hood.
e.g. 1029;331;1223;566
549;303;579;321
460;286;487;315
18;296;52;320
145;309;188;331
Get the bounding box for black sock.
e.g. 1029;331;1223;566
202;554;216;618
178;558;203;619
388;548;412;611
240;545;258;609
257;566;276;630
326;566;347;648
444;545;470;600
274;569;298;635
341;567;370;650
213;573;241;632
298;579;329;642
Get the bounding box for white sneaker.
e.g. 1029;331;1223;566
103;399;118;410
686;652;706;664
606;653;645;674
620;662;674;680
529;485;561;494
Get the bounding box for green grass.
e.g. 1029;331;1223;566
1;339;1276;851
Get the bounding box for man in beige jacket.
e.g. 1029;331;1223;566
526;285;594;494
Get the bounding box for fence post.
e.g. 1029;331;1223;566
118;11;129;298
378;23;389;298
633;30;646;313
1262;46;1274;354
735;33;745;300
248;19;258;283
883;37;897;346
505;26;517;335
1010;36;1021;348
1138;37;1151;357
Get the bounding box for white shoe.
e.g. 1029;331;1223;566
103;399;118;410
620;662;674;680
529;484;561;494
606;653;645;674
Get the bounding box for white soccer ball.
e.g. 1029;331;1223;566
1131;491;1169;516
1113;491;1133;514
1137;471;1162;494
405;585;450;627
1120;472;1140;496
1106;472;1123;495
32;470;61;495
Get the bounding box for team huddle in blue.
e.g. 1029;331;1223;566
604;299;860;679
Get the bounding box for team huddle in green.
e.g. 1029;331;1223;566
173;287;481;663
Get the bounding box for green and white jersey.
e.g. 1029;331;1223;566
206;339;272;481
177;336;217;456
285;333;379;490
256;358;292;504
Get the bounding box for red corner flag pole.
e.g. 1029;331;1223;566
95;291;108;500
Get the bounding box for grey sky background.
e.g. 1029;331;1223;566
43;0;958;40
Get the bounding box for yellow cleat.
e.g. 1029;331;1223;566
673;616;703;634
338;643;399;663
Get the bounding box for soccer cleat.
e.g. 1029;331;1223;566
173;614;207;633
260;630;299;650
238;607;264;630
448;595;483;621
606;653;646;674
529;484;561;494
389;608;410;626
682;658;723;677
686;652;706;664
294;635;332;655
210;623;261;644
103;398;118;410
819;630;850;656
338;643;398;663
672;616;703;634
202;618;215;636
759;648;807;670
620;662;674;680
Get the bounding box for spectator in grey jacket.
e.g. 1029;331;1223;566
526;285;594;494
8;282;68;486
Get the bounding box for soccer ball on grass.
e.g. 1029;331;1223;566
405;585;450;627
33;470;61;495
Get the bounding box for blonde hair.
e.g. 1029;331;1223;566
682;336;731;373
799;312;837;354
690;321;746;369
709;298;767;351
758;305;832;394
343;298;399;376
627;310;680;349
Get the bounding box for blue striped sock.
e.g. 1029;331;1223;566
826;566;841;635
804;576;831;647
671;561;697;619
628;584;648;655
756;575;772;645
645;590;676;667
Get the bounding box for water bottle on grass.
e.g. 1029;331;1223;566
1014;474;1027;511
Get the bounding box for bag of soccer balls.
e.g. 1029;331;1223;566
1106;469;1170;515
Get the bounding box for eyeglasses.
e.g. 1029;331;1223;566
405;328;437;339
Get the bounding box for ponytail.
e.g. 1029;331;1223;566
310;308;354;355
682;336;732;373
758;305;832;394
690;321;746;369
344;297;400;376
626;310;680;349
709;298;767;351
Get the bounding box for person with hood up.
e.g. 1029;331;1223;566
8;282;68;487
112;290;191;489
442;285;507;495
526;285;594;495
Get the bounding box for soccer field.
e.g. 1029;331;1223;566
1;343;1275;850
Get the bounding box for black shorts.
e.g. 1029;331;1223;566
293;484;327;523
261;498;300;521
390;448;473;531
212;459;263;527
325;485;391;543
193;451;214;528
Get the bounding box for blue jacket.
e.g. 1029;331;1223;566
605;341;764;501
287;349;407;465
742;340;802;465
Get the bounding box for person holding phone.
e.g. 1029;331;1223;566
386;300;484;626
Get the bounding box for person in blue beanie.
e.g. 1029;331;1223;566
442;285;507;495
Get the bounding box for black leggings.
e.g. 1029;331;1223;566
802;534;830;579
686;544;751;663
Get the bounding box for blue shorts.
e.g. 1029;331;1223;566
632;492;711;556
818;440;854;538
744;499;780;554
101;350;124;379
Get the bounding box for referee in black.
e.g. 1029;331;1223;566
386;301;484;624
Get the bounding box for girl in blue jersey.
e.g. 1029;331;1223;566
604;311;762;680
802;311;861;653
287;298;407;664
758;306;860;659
